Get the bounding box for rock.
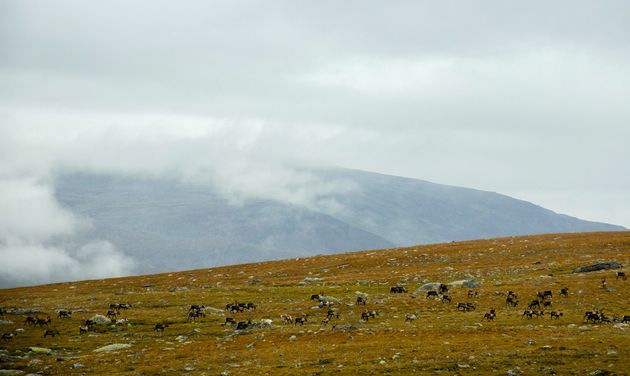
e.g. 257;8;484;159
0;320;14;325
28;347;52;355
0;370;25;375
289;335;297;342
72;363;84;369
419;282;442;290
573;261;622;273
168;286;189;292
93;343;131;352
88;314;111;325
449;279;481;288
302;277;323;283
4;308;41;315
175;335;188;343
183;366;195;372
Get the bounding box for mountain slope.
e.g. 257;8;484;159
54;169;624;273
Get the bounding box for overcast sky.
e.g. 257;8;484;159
1;1;629;285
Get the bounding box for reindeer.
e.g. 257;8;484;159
549;311;563;319
356;296;367;305
426;291;439;299
154;323;168;332
24;316;37;325
1;333;14;341
43;329;60;338
236;319;253;330
35;316;51;327
617;272;627;280
467;290;478;298
294;314;309;325
405;314;417;322
390;286;407;293
560;287;569;297
106;309;119;320
224;317;236;326
438;284;449;294
441;295;452;303
326;308;340;320
280;314;294;324
79;326;89;334
506;296;518;307
320;317;331;326
57;309;72;319
528;300;541;309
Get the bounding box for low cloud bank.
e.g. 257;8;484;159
0;177;135;287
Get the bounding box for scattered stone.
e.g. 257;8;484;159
0;320;14;325
71;363;84;369
289;335;297;342
93;343;131;352
175;335;188;343
28;347;52;355
302;277;323;283
573;261;622;273
183;366;195;372
0;370;24;375
88;314;111;325
458;364;470;369
526;340;536;345
4;308;41;315
169;286;189;292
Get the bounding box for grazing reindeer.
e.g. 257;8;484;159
621;315;630;323
24;316;37;325
35;317;51;327
617;272;627;280
1;333;14;341
390;286;407;293
426;291;439;299
57;310;72;319
224;317;236;326
356;296;367;305
326;309;339;320
549;311;563;319
441;295;452;303
438;284;449;294
43;329;60;337
106;309;119;320
467;290;478;298
506;296;518;307
79;326;89;334
236;319;253;330
560;287;569;297
280;314;293;324
543;301;552;309
528;300;541;309
154;323;168;332
294;315;309;326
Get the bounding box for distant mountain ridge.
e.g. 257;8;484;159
54;169;624;274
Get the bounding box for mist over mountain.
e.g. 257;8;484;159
55;169;624;274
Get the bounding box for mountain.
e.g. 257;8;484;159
54;169;624;273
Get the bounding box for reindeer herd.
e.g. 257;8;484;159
0;270;628;343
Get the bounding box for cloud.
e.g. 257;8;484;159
0;176;135;288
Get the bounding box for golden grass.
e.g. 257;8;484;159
1;231;629;375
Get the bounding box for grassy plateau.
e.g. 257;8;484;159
1;231;629;375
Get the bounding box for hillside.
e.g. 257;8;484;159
1;231;629;375
54;169;624;274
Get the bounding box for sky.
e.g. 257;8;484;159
1;1;629;286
